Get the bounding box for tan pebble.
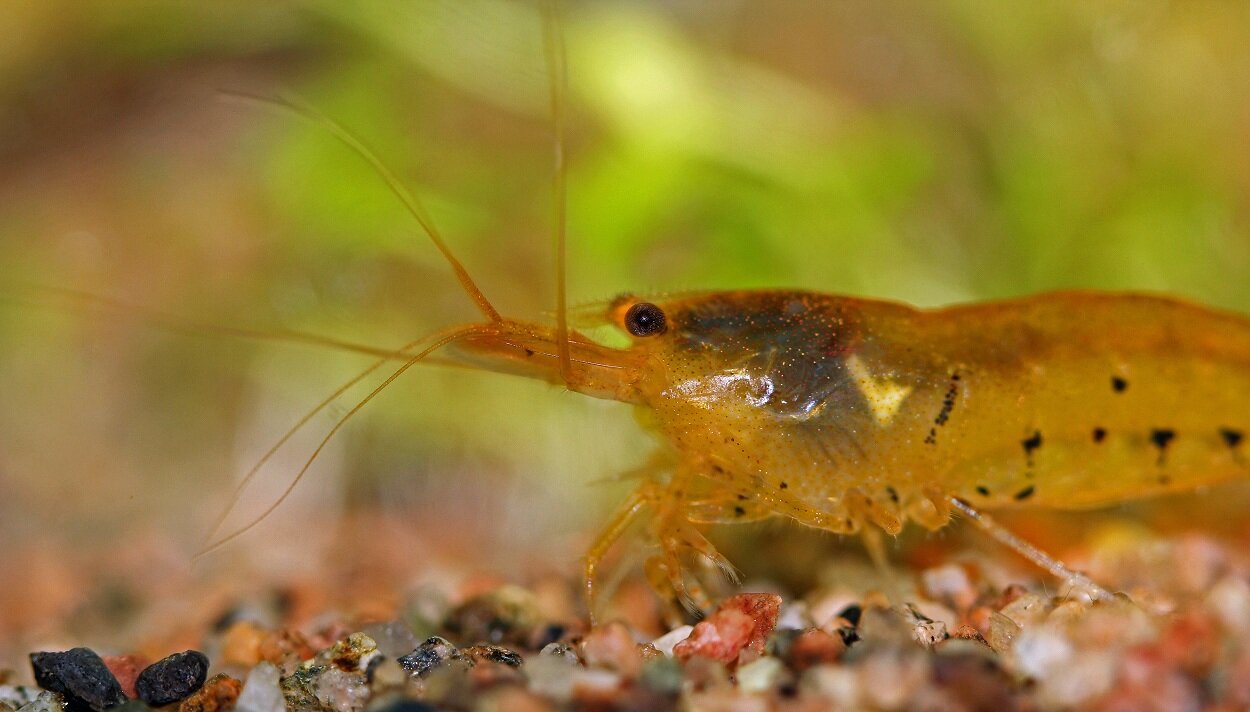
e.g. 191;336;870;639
859;650;928;710
984;611;1021;654
921;564;977;612
257;629;315;670
802;664;861;708
787;629;846;671
1045;599;1089;627
998;592;1049;629
368;658;407;692
220;621;265;667
582;622;642;678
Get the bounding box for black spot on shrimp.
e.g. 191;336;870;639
1111;376;1128;393
1221;428;1244;449
924;372;960;445
1021;430;1043;467
1150;428;1175;465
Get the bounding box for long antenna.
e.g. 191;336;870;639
542;0;573;384
220;92;503;324
12;285;404;359
195;324;490;558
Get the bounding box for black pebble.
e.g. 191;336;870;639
397;637;461;677
134;651;209;707
30;648;128;712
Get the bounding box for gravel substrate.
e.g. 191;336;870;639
5;524;1250;711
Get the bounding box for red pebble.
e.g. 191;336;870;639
102;654;150;699
1158;610;1218;673
673;593;782;664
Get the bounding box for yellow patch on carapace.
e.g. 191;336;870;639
845;353;913;425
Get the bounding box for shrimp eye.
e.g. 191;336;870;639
625;302;667;337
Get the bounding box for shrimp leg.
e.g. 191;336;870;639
584;485;650;624
948;497;1115;602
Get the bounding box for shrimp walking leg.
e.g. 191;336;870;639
948;497;1115;602
584;486;650;623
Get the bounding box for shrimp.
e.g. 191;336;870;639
433;287;1250;610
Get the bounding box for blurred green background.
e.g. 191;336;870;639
2;0;1250;652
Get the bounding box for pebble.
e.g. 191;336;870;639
0;686;38;709
325;634;379;673
921;564;977;612
313;668;369;712
365;658;407;693
784;629;846;671
443;585;541;647
359;622;419;659
99;658;147;702
1012;627;1073;680
673;609;755;664
15;692;67;712
673;593;782;665
396;638;461;678
233;663;283;712
735;656;784;694
649;626;692;657
29;649;127;712
525;656;576;704
176;674;241;712
460;646;523;669
537;643;579;665
638;657;683;697
135;652;209;707
581;622;642;678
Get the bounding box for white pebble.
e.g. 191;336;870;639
1013;628;1074;680
651;625;693;656
1209;576;1250;635
16;691;65;712
235;662;284;712
736;657;784;694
